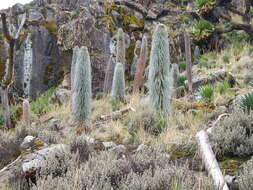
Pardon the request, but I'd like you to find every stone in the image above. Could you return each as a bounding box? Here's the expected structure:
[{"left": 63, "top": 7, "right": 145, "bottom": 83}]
[
  {"left": 20, "top": 136, "right": 48, "bottom": 152},
  {"left": 11, "top": 3, "right": 25, "bottom": 16},
  {"left": 111, "top": 145, "right": 127, "bottom": 153},
  {"left": 102, "top": 141, "right": 116, "bottom": 149},
  {"left": 28, "top": 8, "right": 44, "bottom": 22}
]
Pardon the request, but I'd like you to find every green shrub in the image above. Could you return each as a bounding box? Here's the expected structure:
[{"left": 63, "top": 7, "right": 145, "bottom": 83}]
[
  {"left": 191, "top": 20, "right": 214, "bottom": 41},
  {"left": 198, "top": 85, "right": 214, "bottom": 102},
  {"left": 195, "top": 0, "right": 215, "bottom": 10},
  {"left": 216, "top": 79, "right": 230, "bottom": 94},
  {"left": 239, "top": 93, "right": 253, "bottom": 113},
  {"left": 222, "top": 55, "right": 230, "bottom": 64},
  {"left": 148, "top": 24, "right": 173, "bottom": 115},
  {"left": 178, "top": 61, "right": 187, "bottom": 72},
  {"left": 175, "top": 75, "right": 187, "bottom": 87},
  {"left": 249, "top": 47, "right": 253, "bottom": 55},
  {"left": 210, "top": 111, "right": 253, "bottom": 159},
  {"left": 31, "top": 87, "right": 56, "bottom": 115}
]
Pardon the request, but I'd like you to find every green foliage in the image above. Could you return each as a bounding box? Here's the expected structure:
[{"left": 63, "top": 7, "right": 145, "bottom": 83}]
[
  {"left": 239, "top": 93, "right": 253, "bottom": 113},
  {"left": 198, "top": 85, "right": 214, "bottom": 102},
  {"left": 216, "top": 79, "right": 230, "bottom": 94},
  {"left": 31, "top": 88, "right": 56, "bottom": 115},
  {"left": 190, "top": 20, "right": 214, "bottom": 41},
  {"left": 198, "top": 56, "right": 209, "bottom": 68},
  {"left": 222, "top": 55, "right": 230, "bottom": 64},
  {"left": 178, "top": 61, "right": 187, "bottom": 72},
  {"left": 72, "top": 47, "right": 92, "bottom": 123},
  {"left": 210, "top": 111, "right": 253, "bottom": 159},
  {"left": 148, "top": 24, "right": 173, "bottom": 115},
  {"left": 195, "top": 0, "right": 215, "bottom": 10},
  {"left": 249, "top": 47, "right": 253, "bottom": 55},
  {"left": 111, "top": 63, "right": 125, "bottom": 101},
  {"left": 175, "top": 75, "right": 187, "bottom": 87}
]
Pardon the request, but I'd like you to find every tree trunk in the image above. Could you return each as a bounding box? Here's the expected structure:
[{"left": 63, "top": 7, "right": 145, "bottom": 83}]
[
  {"left": 0, "top": 87, "right": 12, "bottom": 129},
  {"left": 196, "top": 130, "right": 229, "bottom": 190},
  {"left": 184, "top": 30, "right": 193, "bottom": 94}
]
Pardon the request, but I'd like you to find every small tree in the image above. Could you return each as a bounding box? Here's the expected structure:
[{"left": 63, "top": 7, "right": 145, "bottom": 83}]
[
  {"left": 71, "top": 46, "right": 79, "bottom": 91},
  {"left": 148, "top": 24, "right": 173, "bottom": 115},
  {"left": 133, "top": 35, "right": 148, "bottom": 93},
  {"left": 103, "top": 55, "right": 116, "bottom": 93},
  {"left": 111, "top": 62, "right": 125, "bottom": 101},
  {"left": 72, "top": 46, "right": 92, "bottom": 124},
  {"left": 116, "top": 28, "right": 125, "bottom": 65}
]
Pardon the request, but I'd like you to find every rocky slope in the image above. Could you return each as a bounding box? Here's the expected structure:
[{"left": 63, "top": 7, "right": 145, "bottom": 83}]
[{"left": 0, "top": 0, "right": 191, "bottom": 100}]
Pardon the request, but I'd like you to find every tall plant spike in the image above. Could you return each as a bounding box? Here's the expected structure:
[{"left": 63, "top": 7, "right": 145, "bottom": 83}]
[
  {"left": 72, "top": 46, "right": 92, "bottom": 124},
  {"left": 148, "top": 24, "right": 173, "bottom": 115},
  {"left": 22, "top": 99, "right": 30, "bottom": 125},
  {"left": 103, "top": 55, "right": 116, "bottom": 93},
  {"left": 111, "top": 62, "right": 125, "bottom": 101},
  {"left": 116, "top": 28, "right": 126, "bottom": 65},
  {"left": 133, "top": 35, "right": 148, "bottom": 93},
  {"left": 71, "top": 46, "right": 79, "bottom": 91}
]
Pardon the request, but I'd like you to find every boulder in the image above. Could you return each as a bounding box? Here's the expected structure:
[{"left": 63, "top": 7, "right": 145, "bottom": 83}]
[{"left": 185, "top": 70, "right": 236, "bottom": 92}]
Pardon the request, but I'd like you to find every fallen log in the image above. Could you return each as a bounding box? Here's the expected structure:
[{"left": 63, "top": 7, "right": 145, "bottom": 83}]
[
  {"left": 196, "top": 130, "right": 229, "bottom": 190},
  {"left": 99, "top": 106, "right": 136, "bottom": 121}
]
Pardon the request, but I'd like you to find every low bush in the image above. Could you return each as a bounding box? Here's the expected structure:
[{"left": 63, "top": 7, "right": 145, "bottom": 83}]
[
  {"left": 198, "top": 85, "right": 214, "bottom": 102},
  {"left": 238, "top": 157, "right": 253, "bottom": 190},
  {"left": 29, "top": 148, "right": 215, "bottom": 190},
  {"left": 239, "top": 93, "right": 253, "bottom": 113},
  {"left": 127, "top": 107, "right": 167, "bottom": 136},
  {"left": 210, "top": 111, "right": 253, "bottom": 159}
]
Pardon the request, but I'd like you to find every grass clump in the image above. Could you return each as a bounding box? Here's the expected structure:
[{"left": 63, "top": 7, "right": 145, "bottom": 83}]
[
  {"left": 198, "top": 85, "right": 214, "bottom": 103},
  {"left": 175, "top": 75, "right": 187, "bottom": 87},
  {"left": 216, "top": 79, "right": 230, "bottom": 94},
  {"left": 239, "top": 93, "right": 253, "bottom": 113},
  {"left": 178, "top": 61, "right": 187, "bottom": 72},
  {"left": 31, "top": 87, "right": 56, "bottom": 115}
]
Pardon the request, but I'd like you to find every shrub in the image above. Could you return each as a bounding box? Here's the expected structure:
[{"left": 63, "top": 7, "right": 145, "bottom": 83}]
[
  {"left": 111, "top": 63, "right": 125, "bottom": 101},
  {"left": 175, "top": 75, "right": 187, "bottom": 87},
  {"left": 198, "top": 85, "right": 214, "bottom": 102},
  {"left": 198, "top": 56, "right": 209, "bottom": 68},
  {"left": 222, "top": 55, "right": 230, "bottom": 64},
  {"left": 195, "top": 0, "right": 215, "bottom": 10},
  {"left": 191, "top": 20, "right": 214, "bottom": 41},
  {"left": 238, "top": 157, "right": 253, "bottom": 190},
  {"left": 72, "top": 46, "right": 92, "bottom": 124},
  {"left": 210, "top": 111, "right": 253, "bottom": 159},
  {"left": 178, "top": 61, "right": 187, "bottom": 72},
  {"left": 244, "top": 73, "right": 253, "bottom": 85},
  {"left": 116, "top": 28, "right": 126, "bottom": 65},
  {"left": 216, "top": 79, "right": 230, "bottom": 94},
  {"left": 127, "top": 107, "right": 167, "bottom": 136},
  {"left": 239, "top": 93, "right": 253, "bottom": 113},
  {"left": 30, "top": 148, "right": 215, "bottom": 190},
  {"left": 148, "top": 24, "right": 173, "bottom": 115},
  {"left": 31, "top": 87, "right": 56, "bottom": 115}
]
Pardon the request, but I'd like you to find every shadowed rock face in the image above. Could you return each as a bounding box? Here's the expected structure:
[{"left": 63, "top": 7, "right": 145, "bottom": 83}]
[{"left": 2, "top": 0, "right": 191, "bottom": 100}]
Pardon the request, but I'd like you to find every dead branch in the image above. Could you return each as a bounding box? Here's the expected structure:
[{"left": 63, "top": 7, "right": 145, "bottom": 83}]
[
  {"left": 196, "top": 130, "right": 229, "bottom": 190},
  {"left": 99, "top": 106, "right": 136, "bottom": 121}
]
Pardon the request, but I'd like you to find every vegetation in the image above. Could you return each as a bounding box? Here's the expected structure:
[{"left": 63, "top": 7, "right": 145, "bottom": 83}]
[
  {"left": 148, "top": 24, "right": 173, "bottom": 115},
  {"left": 72, "top": 47, "right": 92, "bottom": 124},
  {"left": 111, "top": 63, "right": 125, "bottom": 101},
  {"left": 239, "top": 93, "right": 253, "bottom": 113},
  {"left": 198, "top": 85, "right": 214, "bottom": 102}
]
